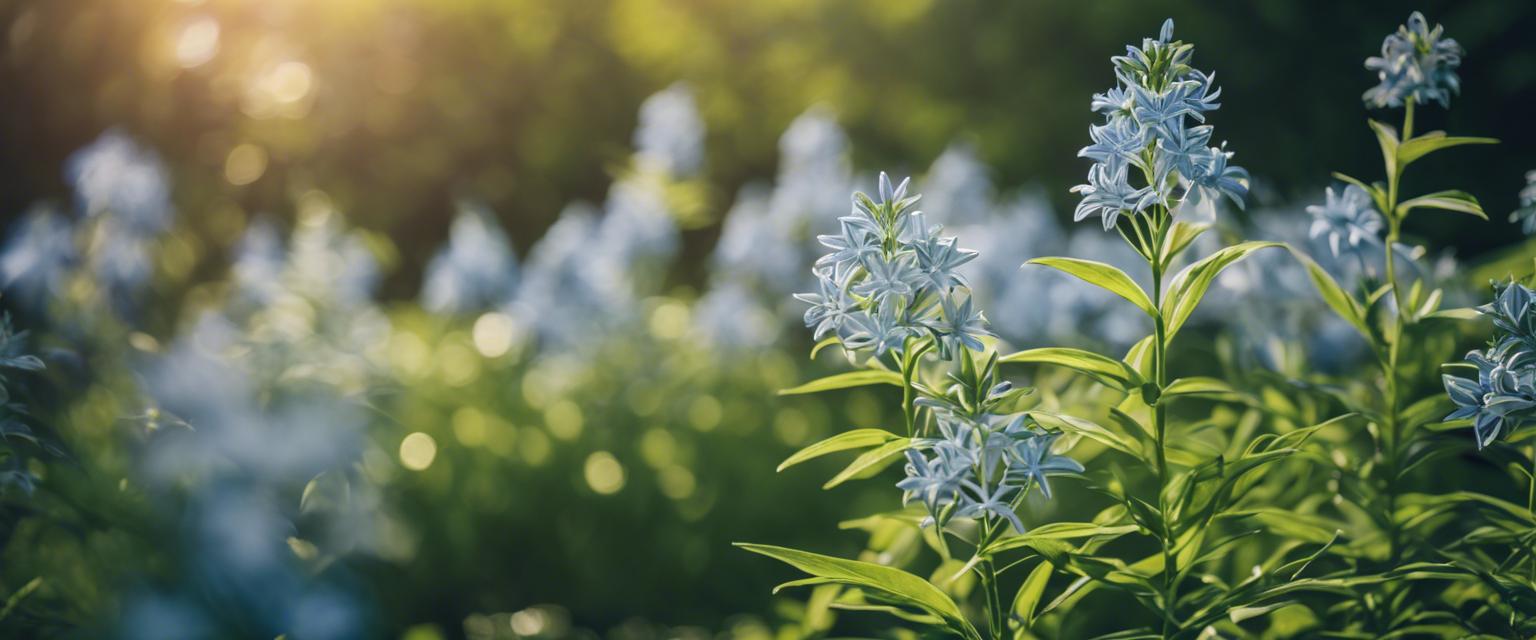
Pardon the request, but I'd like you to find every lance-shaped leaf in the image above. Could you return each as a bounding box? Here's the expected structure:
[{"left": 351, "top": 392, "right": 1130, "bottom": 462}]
[
  {"left": 1396, "top": 132, "right": 1497, "bottom": 167},
  {"left": 778, "top": 429, "right": 901, "bottom": 472},
  {"left": 1030, "top": 412, "right": 1145, "bottom": 462},
  {"left": 823, "top": 438, "right": 911, "bottom": 489},
  {"left": 1026, "top": 257, "right": 1156, "bottom": 317},
  {"left": 1161, "top": 377, "right": 1244, "bottom": 403},
  {"left": 1158, "top": 221, "right": 1211, "bottom": 268},
  {"left": 1286, "top": 246, "right": 1371, "bottom": 341},
  {"left": 1161, "top": 241, "right": 1282, "bottom": 339},
  {"left": 1396, "top": 190, "right": 1487, "bottom": 220},
  {"left": 1011, "top": 560, "right": 1056, "bottom": 630},
  {"left": 1368, "top": 119, "right": 1399, "bottom": 178},
  {"left": 1000, "top": 347, "right": 1144, "bottom": 391},
  {"left": 779, "top": 369, "right": 903, "bottom": 396},
  {"left": 734, "top": 543, "right": 982, "bottom": 640}
]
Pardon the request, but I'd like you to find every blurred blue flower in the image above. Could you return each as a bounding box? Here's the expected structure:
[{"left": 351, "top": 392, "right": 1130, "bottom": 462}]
[
  {"left": 1307, "top": 185, "right": 1383, "bottom": 259},
  {"left": 0, "top": 204, "right": 76, "bottom": 310},
  {"left": 1510, "top": 170, "right": 1536, "bottom": 235},
  {"left": 64, "top": 128, "right": 174, "bottom": 235},
  {"left": 420, "top": 201, "right": 518, "bottom": 315},
  {"left": 633, "top": 83, "right": 704, "bottom": 177},
  {"left": 1364, "top": 11, "right": 1463, "bottom": 109}
]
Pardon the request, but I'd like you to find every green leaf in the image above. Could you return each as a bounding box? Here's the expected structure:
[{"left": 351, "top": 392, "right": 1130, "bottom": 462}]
[
  {"left": 1331, "top": 172, "right": 1389, "bottom": 214},
  {"left": 1396, "top": 132, "right": 1497, "bottom": 167},
  {"left": 1000, "top": 347, "right": 1144, "bottom": 391},
  {"left": 1162, "top": 241, "right": 1282, "bottom": 339},
  {"left": 778, "top": 429, "right": 900, "bottom": 472},
  {"left": 1161, "top": 377, "right": 1241, "bottom": 402},
  {"left": 824, "top": 438, "right": 911, "bottom": 489},
  {"left": 986, "top": 522, "right": 1142, "bottom": 555},
  {"left": 779, "top": 369, "right": 903, "bottom": 396},
  {"left": 1030, "top": 412, "right": 1144, "bottom": 461},
  {"left": 1424, "top": 307, "right": 1480, "bottom": 322},
  {"left": 809, "top": 336, "right": 841, "bottom": 359},
  {"left": 1368, "top": 119, "right": 1399, "bottom": 177},
  {"left": 1229, "top": 601, "right": 1298, "bottom": 624},
  {"left": 735, "top": 543, "right": 982, "bottom": 640},
  {"left": 1286, "top": 246, "right": 1371, "bottom": 340},
  {"left": 1011, "top": 561, "right": 1054, "bottom": 630},
  {"left": 1158, "top": 221, "right": 1211, "bottom": 267},
  {"left": 1396, "top": 190, "right": 1487, "bottom": 220},
  {"left": 1027, "top": 257, "right": 1156, "bottom": 317}
]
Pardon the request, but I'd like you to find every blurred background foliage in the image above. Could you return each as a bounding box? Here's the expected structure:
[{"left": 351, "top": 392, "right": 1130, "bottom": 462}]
[
  {"left": 3, "top": 0, "right": 1535, "bottom": 290},
  {"left": 0, "top": 1, "right": 1535, "bottom": 639}
]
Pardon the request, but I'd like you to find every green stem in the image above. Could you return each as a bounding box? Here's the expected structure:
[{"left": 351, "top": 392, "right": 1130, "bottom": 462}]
[
  {"left": 1148, "top": 212, "right": 1177, "bottom": 637},
  {"left": 1528, "top": 442, "right": 1535, "bottom": 583},
  {"left": 977, "top": 517, "right": 1007, "bottom": 640},
  {"left": 899, "top": 339, "right": 919, "bottom": 438},
  {"left": 1380, "top": 99, "right": 1413, "bottom": 566}
]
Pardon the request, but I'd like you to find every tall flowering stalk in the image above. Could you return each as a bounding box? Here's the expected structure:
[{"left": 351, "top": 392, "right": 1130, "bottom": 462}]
[
  {"left": 739, "top": 174, "right": 1094, "bottom": 640},
  {"left": 1285, "top": 10, "right": 1530, "bottom": 634},
  {"left": 1020, "top": 19, "right": 1293, "bottom": 635},
  {"left": 1294, "top": 9, "right": 1495, "bottom": 566}
]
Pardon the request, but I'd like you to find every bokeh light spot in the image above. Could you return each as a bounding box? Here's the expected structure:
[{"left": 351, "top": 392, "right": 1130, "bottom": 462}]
[
  {"left": 658, "top": 465, "right": 696, "bottom": 500},
  {"left": 399, "top": 432, "right": 437, "bottom": 471},
  {"left": 451, "top": 407, "right": 486, "bottom": 447},
  {"left": 175, "top": 16, "right": 219, "bottom": 68},
  {"left": 224, "top": 144, "right": 267, "bottom": 186},
  {"left": 544, "top": 400, "right": 583, "bottom": 440},
  {"left": 584, "top": 451, "right": 625, "bottom": 495},
  {"left": 688, "top": 395, "right": 722, "bottom": 432},
  {"left": 471, "top": 312, "right": 516, "bottom": 358}
]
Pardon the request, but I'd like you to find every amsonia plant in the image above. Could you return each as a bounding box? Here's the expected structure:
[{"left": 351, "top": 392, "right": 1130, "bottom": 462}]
[
  {"left": 737, "top": 172, "right": 1105, "bottom": 640},
  {"left": 1281, "top": 10, "right": 1536, "bottom": 636}
]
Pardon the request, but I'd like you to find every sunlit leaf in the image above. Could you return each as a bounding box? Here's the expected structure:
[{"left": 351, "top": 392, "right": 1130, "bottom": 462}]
[
  {"left": 734, "top": 543, "right": 981, "bottom": 640},
  {"left": 778, "top": 428, "right": 900, "bottom": 472},
  {"left": 779, "top": 369, "right": 903, "bottom": 396},
  {"left": 1027, "top": 257, "right": 1156, "bottom": 318},
  {"left": 1162, "top": 241, "right": 1282, "bottom": 339},
  {"left": 824, "top": 438, "right": 911, "bottom": 489},
  {"left": 1396, "top": 190, "right": 1487, "bottom": 220},
  {"left": 1396, "top": 132, "right": 1497, "bottom": 167},
  {"left": 1001, "top": 347, "right": 1144, "bottom": 391},
  {"left": 1286, "top": 246, "right": 1371, "bottom": 340}
]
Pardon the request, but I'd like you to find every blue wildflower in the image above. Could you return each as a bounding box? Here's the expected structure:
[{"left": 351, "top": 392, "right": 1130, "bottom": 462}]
[
  {"left": 1072, "top": 164, "right": 1158, "bottom": 230},
  {"left": 1075, "top": 19, "right": 1247, "bottom": 230},
  {"left": 1509, "top": 170, "right": 1536, "bottom": 235},
  {"left": 1364, "top": 11, "right": 1463, "bottom": 109},
  {"left": 1307, "top": 185, "right": 1383, "bottom": 258}
]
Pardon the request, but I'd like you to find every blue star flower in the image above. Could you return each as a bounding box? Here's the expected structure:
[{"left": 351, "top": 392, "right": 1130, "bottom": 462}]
[
  {"left": 1072, "top": 164, "right": 1158, "bottom": 230},
  {"left": 1363, "top": 11, "right": 1463, "bottom": 109},
  {"left": 1307, "top": 185, "right": 1383, "bottom": 258}
]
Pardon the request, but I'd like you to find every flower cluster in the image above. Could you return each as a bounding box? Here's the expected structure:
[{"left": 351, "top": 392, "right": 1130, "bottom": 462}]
[
  {"left": 1307, "top": 184, "right": 1383, "bottom": 259},
  {"left": 1073, "top": 19, "right": 1248, "bottom": 230},
  {"left": 1363, "top": 11, "right": 1463, "bottom": 109},
  {"left": 0, "top": 130, "right": 175, "bottom": 317},
  {"left": 420, "top": 201, "right": 518, "bottom": 315},
  {"left": 509, "top": 84, "right": 700, "bottom": 350},
  {"left": 796, "top": 173, "right": 990, "bottom": 360},
  {"left": 1510, "top": 170, "right": 1536, "bottom": 236},
  {"left": 1444, "top": 281, "right": 1536, "bottom": 448},
  {"left": 901, "top": 385, "right": 1082, "bottom": 532}
]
